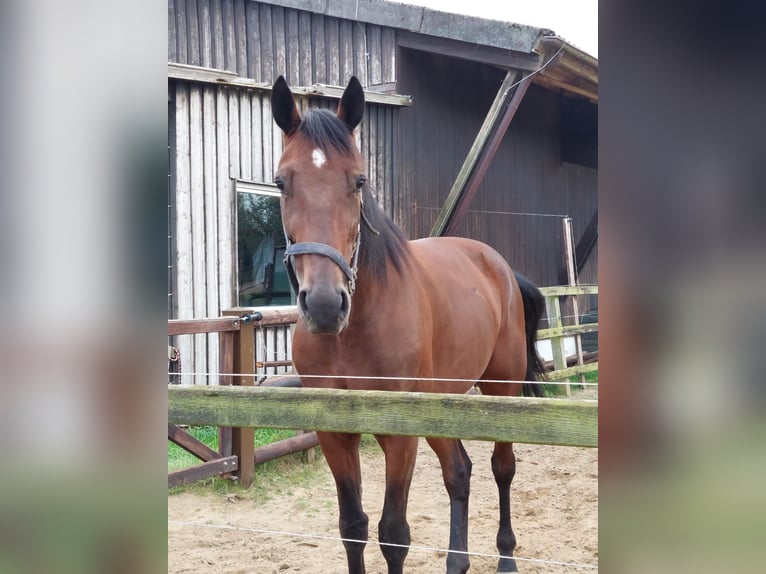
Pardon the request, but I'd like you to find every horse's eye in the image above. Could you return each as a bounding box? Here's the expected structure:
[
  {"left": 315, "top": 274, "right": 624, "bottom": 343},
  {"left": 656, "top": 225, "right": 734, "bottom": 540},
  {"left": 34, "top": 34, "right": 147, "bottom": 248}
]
[
  {"left": 274, "top": 176, "right": 285, "bottom": 191},
  {"left": 355, "top": 175, "right": 367, "bottom": 190}
]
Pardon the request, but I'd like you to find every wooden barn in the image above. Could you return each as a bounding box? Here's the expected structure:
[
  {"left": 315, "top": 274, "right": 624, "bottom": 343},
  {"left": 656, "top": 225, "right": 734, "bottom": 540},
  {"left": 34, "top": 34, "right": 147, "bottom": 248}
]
[{"left": 168, "top": 0, "right": 598, "bottom": 383}]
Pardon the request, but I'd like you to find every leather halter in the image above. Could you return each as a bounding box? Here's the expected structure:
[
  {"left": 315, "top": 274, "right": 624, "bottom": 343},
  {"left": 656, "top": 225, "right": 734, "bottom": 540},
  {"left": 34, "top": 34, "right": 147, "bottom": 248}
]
[{"left": 283, "top": 226, "right": 361, "bottom": 296}]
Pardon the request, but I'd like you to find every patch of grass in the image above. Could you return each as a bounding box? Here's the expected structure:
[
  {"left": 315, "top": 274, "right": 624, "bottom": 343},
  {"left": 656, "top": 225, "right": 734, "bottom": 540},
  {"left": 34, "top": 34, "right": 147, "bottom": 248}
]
[
  {"left": 359, "top": 433, "right": 379, "bottom": 450},
  {"left": 540, "top": 382, "right": 562, "bottom": 397},
  {"left": 168, "top": 426, "right": 219, "bottom": 472},
  {"left": 168, "top": 426, "right": 299, "bottom": 473},
  {"left": 255, "top": 427, "right": 297, "bottom": 445}
]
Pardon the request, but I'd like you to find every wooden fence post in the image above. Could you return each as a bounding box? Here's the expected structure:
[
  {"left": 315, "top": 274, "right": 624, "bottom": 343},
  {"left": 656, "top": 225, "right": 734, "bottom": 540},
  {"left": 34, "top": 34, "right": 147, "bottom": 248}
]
[
  {"left": 544, "top": 294, "right": 570, "bottom": 396},
  {"left": 218, "top": 331, "right": 235, "bottom": 458},
  {"left": 563, "top": 217, "right": 586, "bottom": 386},
  {"left": 225, "top": 310, "right": 256, "bottom": 487}
]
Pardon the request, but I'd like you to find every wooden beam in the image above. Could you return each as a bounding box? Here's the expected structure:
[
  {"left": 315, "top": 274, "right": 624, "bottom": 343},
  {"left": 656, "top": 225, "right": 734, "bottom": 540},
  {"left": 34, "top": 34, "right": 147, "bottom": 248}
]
[
  {"left": 218, "top": 330, "right": 235, "bottom": 457},
  {"left": 535, "top": 37, "right": 599, "bottom": 102},
  {"left": 543, "top": 351, "right": 598, "bottom": 372},
  {"left": 168, "top": 386, "right": 598, "bottom": 448},
  {"left": 575, "top": 209, "right": 598, "bottom": 277},
  {"left": 168, "top": 456, "right": 238, "bottom": 488},
  {"left": 547, "top": 362, "right": 599, "bottom": 382},
  {"left": 224, "top": 306, "right": 300, "bottom": 327},
  {"left": 538, "top": 285, "right": 598, "bottom": 297},
  {"left": 168, "top": 63, "right": 412, "bottom": 107},
  {"left": 533, "top": 74, "right": 598, "bottom": 103},
  {"left": 260, "top": 374, "right": 302, "bottom": 387},
  {"left": 224, "top": 311, "right": 256, "bottom": 487},
  {"left": 537, "top": 323, "right": 598, "bottom": 340},
  {"left": 556, "top": 54, "right": 599, "bottom": 86},
  {"left": 257, "top": 360, "right": 293, "bottom": 369},
  {"left": 430, "top": 70, "right": 531, "bottom": 236},
  {"left": 544, "top": 294, "right": 569, "bottom": 395},
  {"left": 168, "top": 317, "right": 241, "bottom": 336},
  {"left": 397, "top": 30, "right": 541, "bottom": 72},
  {"left": 167, "top": 423, "right": 221, "bottom": 462},
  {"left": 558, "top": 211, "right": 598, "bottom": 285},
  {"left": 254, "top": 431, "right": 319, "bottom": 464}
]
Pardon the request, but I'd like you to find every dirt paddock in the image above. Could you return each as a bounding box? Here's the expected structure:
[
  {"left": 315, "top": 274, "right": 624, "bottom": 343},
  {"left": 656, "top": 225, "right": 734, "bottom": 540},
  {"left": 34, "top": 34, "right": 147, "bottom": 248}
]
[{"left": 169, "top": 437, "right": 597, "bottom": 573}]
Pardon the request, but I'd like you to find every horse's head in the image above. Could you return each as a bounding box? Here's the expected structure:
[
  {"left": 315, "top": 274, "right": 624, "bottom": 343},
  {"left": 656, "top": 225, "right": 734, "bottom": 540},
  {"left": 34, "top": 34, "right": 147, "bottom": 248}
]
[{"left": 271, "top": 75, "right": 366, "bottom": 334}]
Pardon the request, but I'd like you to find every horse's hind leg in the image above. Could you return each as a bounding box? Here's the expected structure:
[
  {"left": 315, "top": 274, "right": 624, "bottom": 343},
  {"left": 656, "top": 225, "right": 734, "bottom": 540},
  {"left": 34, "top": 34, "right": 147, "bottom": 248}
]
[
  {"left": 426, "top": 437, "right": 472, "bottom": 574},
  {"left": 478, "top": 378, "right": 524, "bottom": 572},
  {"left": 316, "top": 431, "right": 369, "bottom": 574},
  {"left": 375, "top": 435, "right": 419, "bottom": 574},
  {"left": 475, "top": 381, "right": 522, "bottom": 572},
  {"left": 491, "top": 441, "right": 519, "bottom": 573}
]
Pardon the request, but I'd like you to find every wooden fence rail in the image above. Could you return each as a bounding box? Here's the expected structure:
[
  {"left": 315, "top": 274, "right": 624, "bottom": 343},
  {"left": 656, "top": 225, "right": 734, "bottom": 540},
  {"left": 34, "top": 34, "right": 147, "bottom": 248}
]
[
  {"left": 538, "top": 285, "right": 599, "bottom": 297},
  {"left": 168, "top": 386, "right": 598, "bottom": 448}
]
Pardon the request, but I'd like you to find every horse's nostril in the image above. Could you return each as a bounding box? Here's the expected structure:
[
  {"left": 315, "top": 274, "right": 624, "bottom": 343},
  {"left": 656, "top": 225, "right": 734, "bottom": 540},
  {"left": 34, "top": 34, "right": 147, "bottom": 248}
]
[{"left": 298, "top": 290, "right": 308, "bottom": 313}]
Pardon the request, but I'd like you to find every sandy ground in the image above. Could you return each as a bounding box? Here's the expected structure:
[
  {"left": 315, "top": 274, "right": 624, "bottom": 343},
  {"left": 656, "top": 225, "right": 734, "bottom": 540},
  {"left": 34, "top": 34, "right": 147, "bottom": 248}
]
[{"left": 169, "top": 432, "right": 597, "bottom": 573}]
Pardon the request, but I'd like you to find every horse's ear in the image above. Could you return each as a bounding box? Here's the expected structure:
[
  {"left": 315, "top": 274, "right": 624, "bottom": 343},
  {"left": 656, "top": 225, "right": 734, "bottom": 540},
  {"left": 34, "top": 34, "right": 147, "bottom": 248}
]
[
  {"left": 271, "top": 75, "right": 301, "bottom": 136},
  {"left": 337, "top": 76, "right": 365, "bottom": 131}
]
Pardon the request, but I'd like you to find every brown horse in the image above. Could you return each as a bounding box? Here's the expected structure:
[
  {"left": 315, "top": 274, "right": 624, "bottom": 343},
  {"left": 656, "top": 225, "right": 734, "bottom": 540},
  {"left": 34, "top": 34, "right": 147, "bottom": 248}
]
[{"left": 271, "top": 75, "right": 546, "bottom": 574}]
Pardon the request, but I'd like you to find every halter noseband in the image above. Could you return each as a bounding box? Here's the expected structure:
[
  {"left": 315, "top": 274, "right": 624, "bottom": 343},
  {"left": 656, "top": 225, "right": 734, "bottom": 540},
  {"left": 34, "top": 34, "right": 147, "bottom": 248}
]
[
  {"left": 282, "top": 191, "right": 381, "bottom": 298},
  {"left": 283, "top": 225, "right": 361, "bottom": 297}
]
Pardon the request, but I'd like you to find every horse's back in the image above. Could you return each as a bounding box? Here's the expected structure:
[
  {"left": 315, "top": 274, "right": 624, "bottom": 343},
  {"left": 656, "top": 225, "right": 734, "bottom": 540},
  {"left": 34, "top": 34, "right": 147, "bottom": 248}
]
[{"left": 409, "top": 237, "right": 516, "bottom": 296}]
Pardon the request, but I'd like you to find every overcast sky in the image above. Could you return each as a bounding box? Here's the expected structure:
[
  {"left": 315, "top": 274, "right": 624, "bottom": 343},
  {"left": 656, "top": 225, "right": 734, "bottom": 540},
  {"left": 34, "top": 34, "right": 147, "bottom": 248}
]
[{"left": 386, "top": 0, "right": 598, "bottom": 57}]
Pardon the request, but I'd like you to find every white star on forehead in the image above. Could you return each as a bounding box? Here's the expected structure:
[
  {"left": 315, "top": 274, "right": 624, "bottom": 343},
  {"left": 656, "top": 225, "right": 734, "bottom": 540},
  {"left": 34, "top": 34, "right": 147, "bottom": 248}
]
[{"left": 312, "top": 148, "right": 326, "bottom": 168}]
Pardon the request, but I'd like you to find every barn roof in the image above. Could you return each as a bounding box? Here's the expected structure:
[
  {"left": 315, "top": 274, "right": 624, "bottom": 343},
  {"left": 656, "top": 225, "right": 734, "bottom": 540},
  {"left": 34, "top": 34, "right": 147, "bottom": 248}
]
[{"left": 258, "top": 0, "right": 598, "bottom": 102}]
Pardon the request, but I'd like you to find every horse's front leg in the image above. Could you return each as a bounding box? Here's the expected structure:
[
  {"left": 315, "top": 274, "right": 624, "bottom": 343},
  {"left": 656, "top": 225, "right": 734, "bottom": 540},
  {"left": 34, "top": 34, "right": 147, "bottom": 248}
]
[
  {"left": 375, "top": 435, "right": 419, "bottom": 574},
  {"left": 317, "top": 431, "right": 369, "bottom": 574},
  {"left": 427, "top": 437, "right": 472, "bottom": 574}
]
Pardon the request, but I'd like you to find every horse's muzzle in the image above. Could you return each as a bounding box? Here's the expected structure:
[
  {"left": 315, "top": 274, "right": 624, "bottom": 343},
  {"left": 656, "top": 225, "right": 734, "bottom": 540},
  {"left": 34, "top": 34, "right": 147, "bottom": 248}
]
[{"left": 298, "top": 286, "right": 350, "bottom": 334}]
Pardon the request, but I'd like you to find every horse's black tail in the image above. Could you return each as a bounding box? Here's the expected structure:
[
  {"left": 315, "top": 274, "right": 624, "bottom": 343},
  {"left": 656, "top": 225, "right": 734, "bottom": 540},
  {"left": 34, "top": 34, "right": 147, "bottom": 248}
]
[{"left": 515, "top": 272, "right": 546, "bottom": 397}]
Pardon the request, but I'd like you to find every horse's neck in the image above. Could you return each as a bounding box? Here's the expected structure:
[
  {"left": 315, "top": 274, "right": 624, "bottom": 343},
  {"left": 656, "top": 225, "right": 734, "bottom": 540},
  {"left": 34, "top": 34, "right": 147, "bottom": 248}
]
[{"left": 346, "top": 261, "right": 409, "bottom": 331}]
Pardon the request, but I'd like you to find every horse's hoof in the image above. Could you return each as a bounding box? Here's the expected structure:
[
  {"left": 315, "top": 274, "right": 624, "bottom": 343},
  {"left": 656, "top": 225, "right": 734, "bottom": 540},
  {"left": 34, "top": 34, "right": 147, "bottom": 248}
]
[{"left": 497, "top": 556, "right": 519, "bottom": 572}]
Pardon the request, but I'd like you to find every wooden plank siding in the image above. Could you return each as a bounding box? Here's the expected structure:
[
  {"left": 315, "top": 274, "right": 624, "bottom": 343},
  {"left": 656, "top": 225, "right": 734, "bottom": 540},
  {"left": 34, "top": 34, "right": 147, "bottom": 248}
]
[
  {"left": 397, "top": 48, "right": 597, "bottom": 288},
  {"left": 169, "top": 0, "right": 395, "bottom": 88},
  {"left": 173, "top": 85, "right": 194, "bottom": 384},
  {"left": 216, "top": 87, "right": 235, "bottom": 316}
]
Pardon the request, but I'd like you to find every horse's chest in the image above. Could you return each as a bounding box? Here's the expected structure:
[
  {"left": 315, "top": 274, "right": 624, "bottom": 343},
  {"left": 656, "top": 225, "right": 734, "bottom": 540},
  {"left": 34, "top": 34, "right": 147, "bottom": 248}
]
[{"left": 292, "top": 330, "right": 423, "bottom": 384}]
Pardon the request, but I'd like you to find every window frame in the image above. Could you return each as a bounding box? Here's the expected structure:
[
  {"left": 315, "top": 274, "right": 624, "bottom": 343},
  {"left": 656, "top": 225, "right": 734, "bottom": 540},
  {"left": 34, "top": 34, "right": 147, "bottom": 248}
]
[{"left": 234, "top": 180, "right": 294, "bottom": 307}]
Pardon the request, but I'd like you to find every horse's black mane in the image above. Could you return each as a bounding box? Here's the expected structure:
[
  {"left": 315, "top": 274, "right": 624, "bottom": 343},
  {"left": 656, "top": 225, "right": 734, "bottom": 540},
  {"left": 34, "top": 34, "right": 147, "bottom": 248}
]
[
  {"left": 299, "top": 108, "right": 410, "bottom": 282},
  {"left": 359, "top": 184, "right": 410, "bottom": 281},
  {"left": 298, "top": 109, "right": 354, "bottom": 155}
]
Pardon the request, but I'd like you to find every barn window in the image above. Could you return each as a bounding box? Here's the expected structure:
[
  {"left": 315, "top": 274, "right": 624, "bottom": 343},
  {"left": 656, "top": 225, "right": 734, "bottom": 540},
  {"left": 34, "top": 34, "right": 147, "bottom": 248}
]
[
  {"left": 236, "top": 182, "right": 294, "bottom": 307},
  {"left": 559, "top": 96, "right": 598, "bottom": 169}
]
